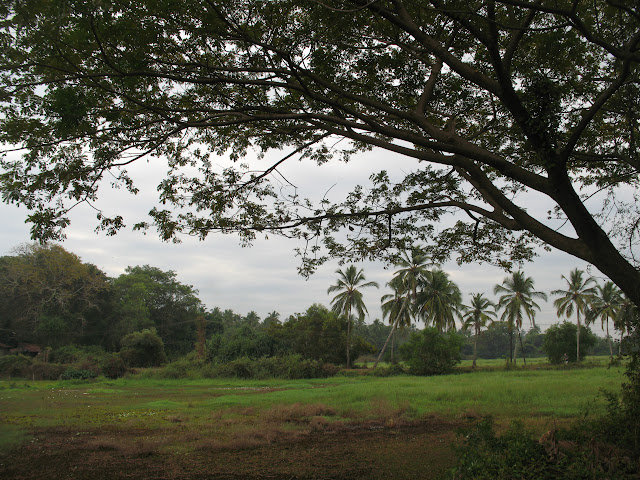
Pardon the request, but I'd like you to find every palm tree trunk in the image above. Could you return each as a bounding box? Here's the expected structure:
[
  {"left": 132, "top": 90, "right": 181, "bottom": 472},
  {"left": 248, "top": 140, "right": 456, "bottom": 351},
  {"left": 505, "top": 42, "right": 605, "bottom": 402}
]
[
  {"left": 606, "top": 320, "right": 613, "bottom": 361},
  {"left": 473, "top": 328, "right": 478, "bottom": 368},
  {"left": 374, "top": 316, "right": 400, "bottom": 368},
  {"left": 346, "top": 306, "right": 352, "bottom": 369},
  {"left": 509, "top": 330, "right": 514, "bottom": 364},
  {"left": 518, "top": 329, "right": 527, "bottom": 366},
  {"left": 619, "top": 331, "right": 623, "bottom": 356},
  {"left": 576, "top": 311, "right": 581, "bottom": 362},
  {"left": 513, "top": 333, "right": 518, "bottom": 365},
  {"left": 374, "top": 300, "right": 407, "bottom": 368},
  {"left": 391, "top": 330, "right": 396, "bottom": 364}
]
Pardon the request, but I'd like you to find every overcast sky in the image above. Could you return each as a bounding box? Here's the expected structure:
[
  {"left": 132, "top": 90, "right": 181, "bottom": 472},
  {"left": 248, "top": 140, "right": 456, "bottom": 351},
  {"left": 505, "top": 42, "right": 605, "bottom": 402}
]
[{"left": 0, "top": 146, "right": 606, "bottom": 332}]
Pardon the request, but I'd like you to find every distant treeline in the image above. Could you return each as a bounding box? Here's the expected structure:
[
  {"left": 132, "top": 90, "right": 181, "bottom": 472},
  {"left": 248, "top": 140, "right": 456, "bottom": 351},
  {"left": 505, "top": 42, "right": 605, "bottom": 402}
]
[{"left": 0, "top": 244, "right": 610, "bottom": 372}]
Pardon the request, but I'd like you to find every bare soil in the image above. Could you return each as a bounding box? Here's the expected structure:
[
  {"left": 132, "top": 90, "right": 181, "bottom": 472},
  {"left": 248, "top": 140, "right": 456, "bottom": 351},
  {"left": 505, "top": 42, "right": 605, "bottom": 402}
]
[{"left": 0, "top": 419, "right": 461, "bottom": 480}]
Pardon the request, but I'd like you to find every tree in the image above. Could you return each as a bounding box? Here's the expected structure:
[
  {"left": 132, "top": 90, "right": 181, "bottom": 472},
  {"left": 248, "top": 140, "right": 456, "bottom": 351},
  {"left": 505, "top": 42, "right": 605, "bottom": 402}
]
[
  {"left": 543, "top": 321, "right": 597, "bottom": 364},
  {"left": 588, "top": 281, "right": 622, "bottom": 361},
  {"left": 328, "top": 265, "right": 378, "bottom": 368},
  {"left": 392, "top": 246, "right": 433, "bottom": 317},
  {"left": 377, "top": 274, "right": 413, "bottom": 366},
  {"left": 120, "top": 328, "right": 168, "bottom": 368},
  {"left": 416, "top": 269, "right": 463, "bottom": 333},
  {"left": 551, "top": 268, "right": 597, "bottom": 363},
  {"left": 494, "top": 271, "right": 547, "bottom": 365},
  {"left": 615, "top": 296, "right": 639, "bottom": 356},
  {"left": 399, "top": 327, "right": 463, "bottom": 376},
  {"left": 110, "top": 265, "right": 204, "bottom": 355},
  {"left": 461, "top": 293, "right": 497, "bottom": 367},
  {"left": 0, "top": 244, "right": 109, "bottom": 347},
  {"left": 2, "top": 1, "right": 640, "bottom": 314}
]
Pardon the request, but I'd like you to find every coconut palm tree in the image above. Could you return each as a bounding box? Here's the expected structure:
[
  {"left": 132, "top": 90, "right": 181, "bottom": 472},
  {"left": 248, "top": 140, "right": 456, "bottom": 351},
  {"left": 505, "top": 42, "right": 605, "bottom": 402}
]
[
  {"left": 327, "top": 265, "right": 379, "bottom": 368},
  {"left": 552, "top": 268, "right": 597, "bottom": 362},
  {"left": 461, "top": 293, "right": 497, "bottom": 368},
  {"left": 393, "top": 246, "right": 433, "bottom": 317},
  {"left": 416, "top": 269, "right": 463, "bottom": 333},
  {"left": 376, "top": 275, "right": 413, "bottom": 367},
  {"left": 494, "top": 271, "right": 547, "bottom": 365},
  {"left": 615, "top": 295, "right": 638, "bottom": 356},
  {"left": 588, "top": 281, "right": 622, "bottom": 361}
]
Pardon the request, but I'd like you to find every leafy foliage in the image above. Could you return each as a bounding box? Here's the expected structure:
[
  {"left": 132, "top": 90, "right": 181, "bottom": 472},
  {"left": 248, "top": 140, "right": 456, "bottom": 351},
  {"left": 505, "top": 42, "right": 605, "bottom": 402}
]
[
  {"left": 400, "top": 327, "right": 463, "bottom": 376},
  {"left": 450, "top": 417, "right": 638, "bottom": 480},
  {"left": 1, "top": 0, "right": 639, "bottom": 312},
  {"left": 120, "top": 328, "right": 168, "bottom": 368},
  {"left": 543, "top": 321, "right": 598, "bottom": 364}
]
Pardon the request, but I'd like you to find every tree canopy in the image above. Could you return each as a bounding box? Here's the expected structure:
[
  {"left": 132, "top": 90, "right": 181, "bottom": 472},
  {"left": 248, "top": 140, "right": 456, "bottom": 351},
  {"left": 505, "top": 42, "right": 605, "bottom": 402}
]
[{"left": 1, "top": 1, "right": 639, "bottom": 307}]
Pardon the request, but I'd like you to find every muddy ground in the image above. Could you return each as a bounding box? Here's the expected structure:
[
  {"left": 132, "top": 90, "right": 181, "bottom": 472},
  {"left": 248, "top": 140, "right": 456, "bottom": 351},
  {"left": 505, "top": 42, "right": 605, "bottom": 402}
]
[{"left": 0, "top": 419, "right": 461, "bottom": 480}]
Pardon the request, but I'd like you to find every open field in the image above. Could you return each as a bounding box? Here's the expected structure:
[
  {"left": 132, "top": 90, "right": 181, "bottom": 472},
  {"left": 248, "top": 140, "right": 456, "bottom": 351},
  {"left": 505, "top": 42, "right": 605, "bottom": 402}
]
[{"left": 0, "top": 362, "right": 626, "bottom": 479}]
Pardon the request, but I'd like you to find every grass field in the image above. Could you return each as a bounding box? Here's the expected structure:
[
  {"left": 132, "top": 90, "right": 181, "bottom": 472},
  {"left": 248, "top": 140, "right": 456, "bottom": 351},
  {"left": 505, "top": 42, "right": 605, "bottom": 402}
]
[{"left": 0, "top": 359, "right": 627, "bottom": 479}]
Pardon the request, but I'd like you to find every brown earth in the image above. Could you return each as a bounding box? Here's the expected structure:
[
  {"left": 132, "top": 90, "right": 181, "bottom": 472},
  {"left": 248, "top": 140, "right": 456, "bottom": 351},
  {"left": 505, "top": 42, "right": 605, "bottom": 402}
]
[{"left": 0, "top": 419, "right": 462, "bottom": 480}]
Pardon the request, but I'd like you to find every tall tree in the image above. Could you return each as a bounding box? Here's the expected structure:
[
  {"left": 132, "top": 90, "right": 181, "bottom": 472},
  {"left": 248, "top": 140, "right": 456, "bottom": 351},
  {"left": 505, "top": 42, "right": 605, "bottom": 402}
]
[
  {"left": 392, "top": 246, "right": 433, "bottom": 317},
  {"left": 461, "top": 293, "right": 497, "bottom": 368},
  {"left": 416, "top": 269, "right": 463, "bottom": 333},
  {"left": 615, "top": 296, "right": 639, "bottom": 356},
  {"left": 327, "top": 265, "right": 379, "bottom": 368},
  {"left": 588, "top": 281, "right": 622, "bottom": 361},
  {"left": 494, "top": 271, "right": 547, "bottom": 364},
  {"left": 0, "top": 243, "right": 109, "bottom": 347},
  {"left": 377, "top": 274, "right": 413, "bottom": 366},
  {"left": 1, "top": 1, "right": 640, "bottom": 314},
  {"left": 110, "top": 265, "right": 204, "bottom": 355},
  {"left": 552, "top": 268, "right": 597, "bottom": 363}
]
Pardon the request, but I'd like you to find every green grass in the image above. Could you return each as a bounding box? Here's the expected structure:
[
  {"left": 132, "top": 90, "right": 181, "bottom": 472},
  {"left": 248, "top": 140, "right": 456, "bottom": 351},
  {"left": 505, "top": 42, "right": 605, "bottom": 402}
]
[{"left": 0, "top": 362, "right": 626, "bottom": 454}]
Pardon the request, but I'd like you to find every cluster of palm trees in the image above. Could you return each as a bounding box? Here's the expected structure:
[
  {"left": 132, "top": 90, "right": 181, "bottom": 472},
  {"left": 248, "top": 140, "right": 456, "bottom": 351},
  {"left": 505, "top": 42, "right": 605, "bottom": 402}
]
[
  {"left": 553, "top": 268, "right": 636, "bottom": 362},
  {"left": 328, "top": 250, "right": 636, "bottom": 369}
]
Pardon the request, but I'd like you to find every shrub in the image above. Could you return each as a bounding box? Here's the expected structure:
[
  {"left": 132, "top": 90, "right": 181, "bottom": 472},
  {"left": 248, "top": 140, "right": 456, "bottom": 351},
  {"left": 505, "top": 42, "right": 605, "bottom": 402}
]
[
  {"left": 450, "top": 417, "right": 639, "bottom": 479},
  {"left": 0, "top": 355, "right": 33, "bottom": 378},
  {"left": 400, "top": 327, "right": 463, "bottom": 376},
  {"left": 543, "top": 321, "right": 597, "bottom": 364},
  {"left": 203, "top": 355, "right": 338, "bottom": 380},
  {"left": 29, "top": 362, "right": 67, "bottom": 380},
  {"left": 120, "top": 328, "right": 167, "bottom": 367},
  {"left": 101, "top": 353, "right": 128, "bottom": 379},
  {"left": 61, "top": 368, "right": 98, "bottom": 380}
]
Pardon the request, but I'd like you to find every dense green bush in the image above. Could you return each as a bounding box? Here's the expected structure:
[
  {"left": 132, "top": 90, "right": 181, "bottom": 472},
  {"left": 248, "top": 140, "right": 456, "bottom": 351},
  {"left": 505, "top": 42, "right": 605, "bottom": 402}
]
[
  {"left": 120, "top": 328, "right": 167, "bottom": 367},
  {"left": 0, "top": 354, "right": 33, "bottom": 378},
  {"left": 29, "top": 362, "right": 67, "bottom": 380},
  {"left": 543, "top": 321, "right": 597, "bottom": 364},
  {"left": 205, "top": 355, "right": 338, "bottom": 380},
  {"left": 60, "top": 368, "right": 98, "bottom": 380},
  {"left": 400, "top": 327, "right": 463, "bottom": 375},
  {"left": 100, "top": 352, "right": 128, "bottom": 379}
]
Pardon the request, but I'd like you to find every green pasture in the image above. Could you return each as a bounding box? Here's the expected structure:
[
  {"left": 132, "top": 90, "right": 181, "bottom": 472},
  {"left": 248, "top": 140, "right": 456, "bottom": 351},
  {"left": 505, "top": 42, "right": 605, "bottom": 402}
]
[{"left": 0, "top": 362, "right": 626, "bottom": 454}]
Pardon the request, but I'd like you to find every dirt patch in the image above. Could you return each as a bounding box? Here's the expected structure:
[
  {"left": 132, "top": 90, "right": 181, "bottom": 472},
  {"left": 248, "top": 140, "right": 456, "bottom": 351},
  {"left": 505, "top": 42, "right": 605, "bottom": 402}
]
[{"left": 0, "top": 418, "right": 462, "bottom": 479}]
